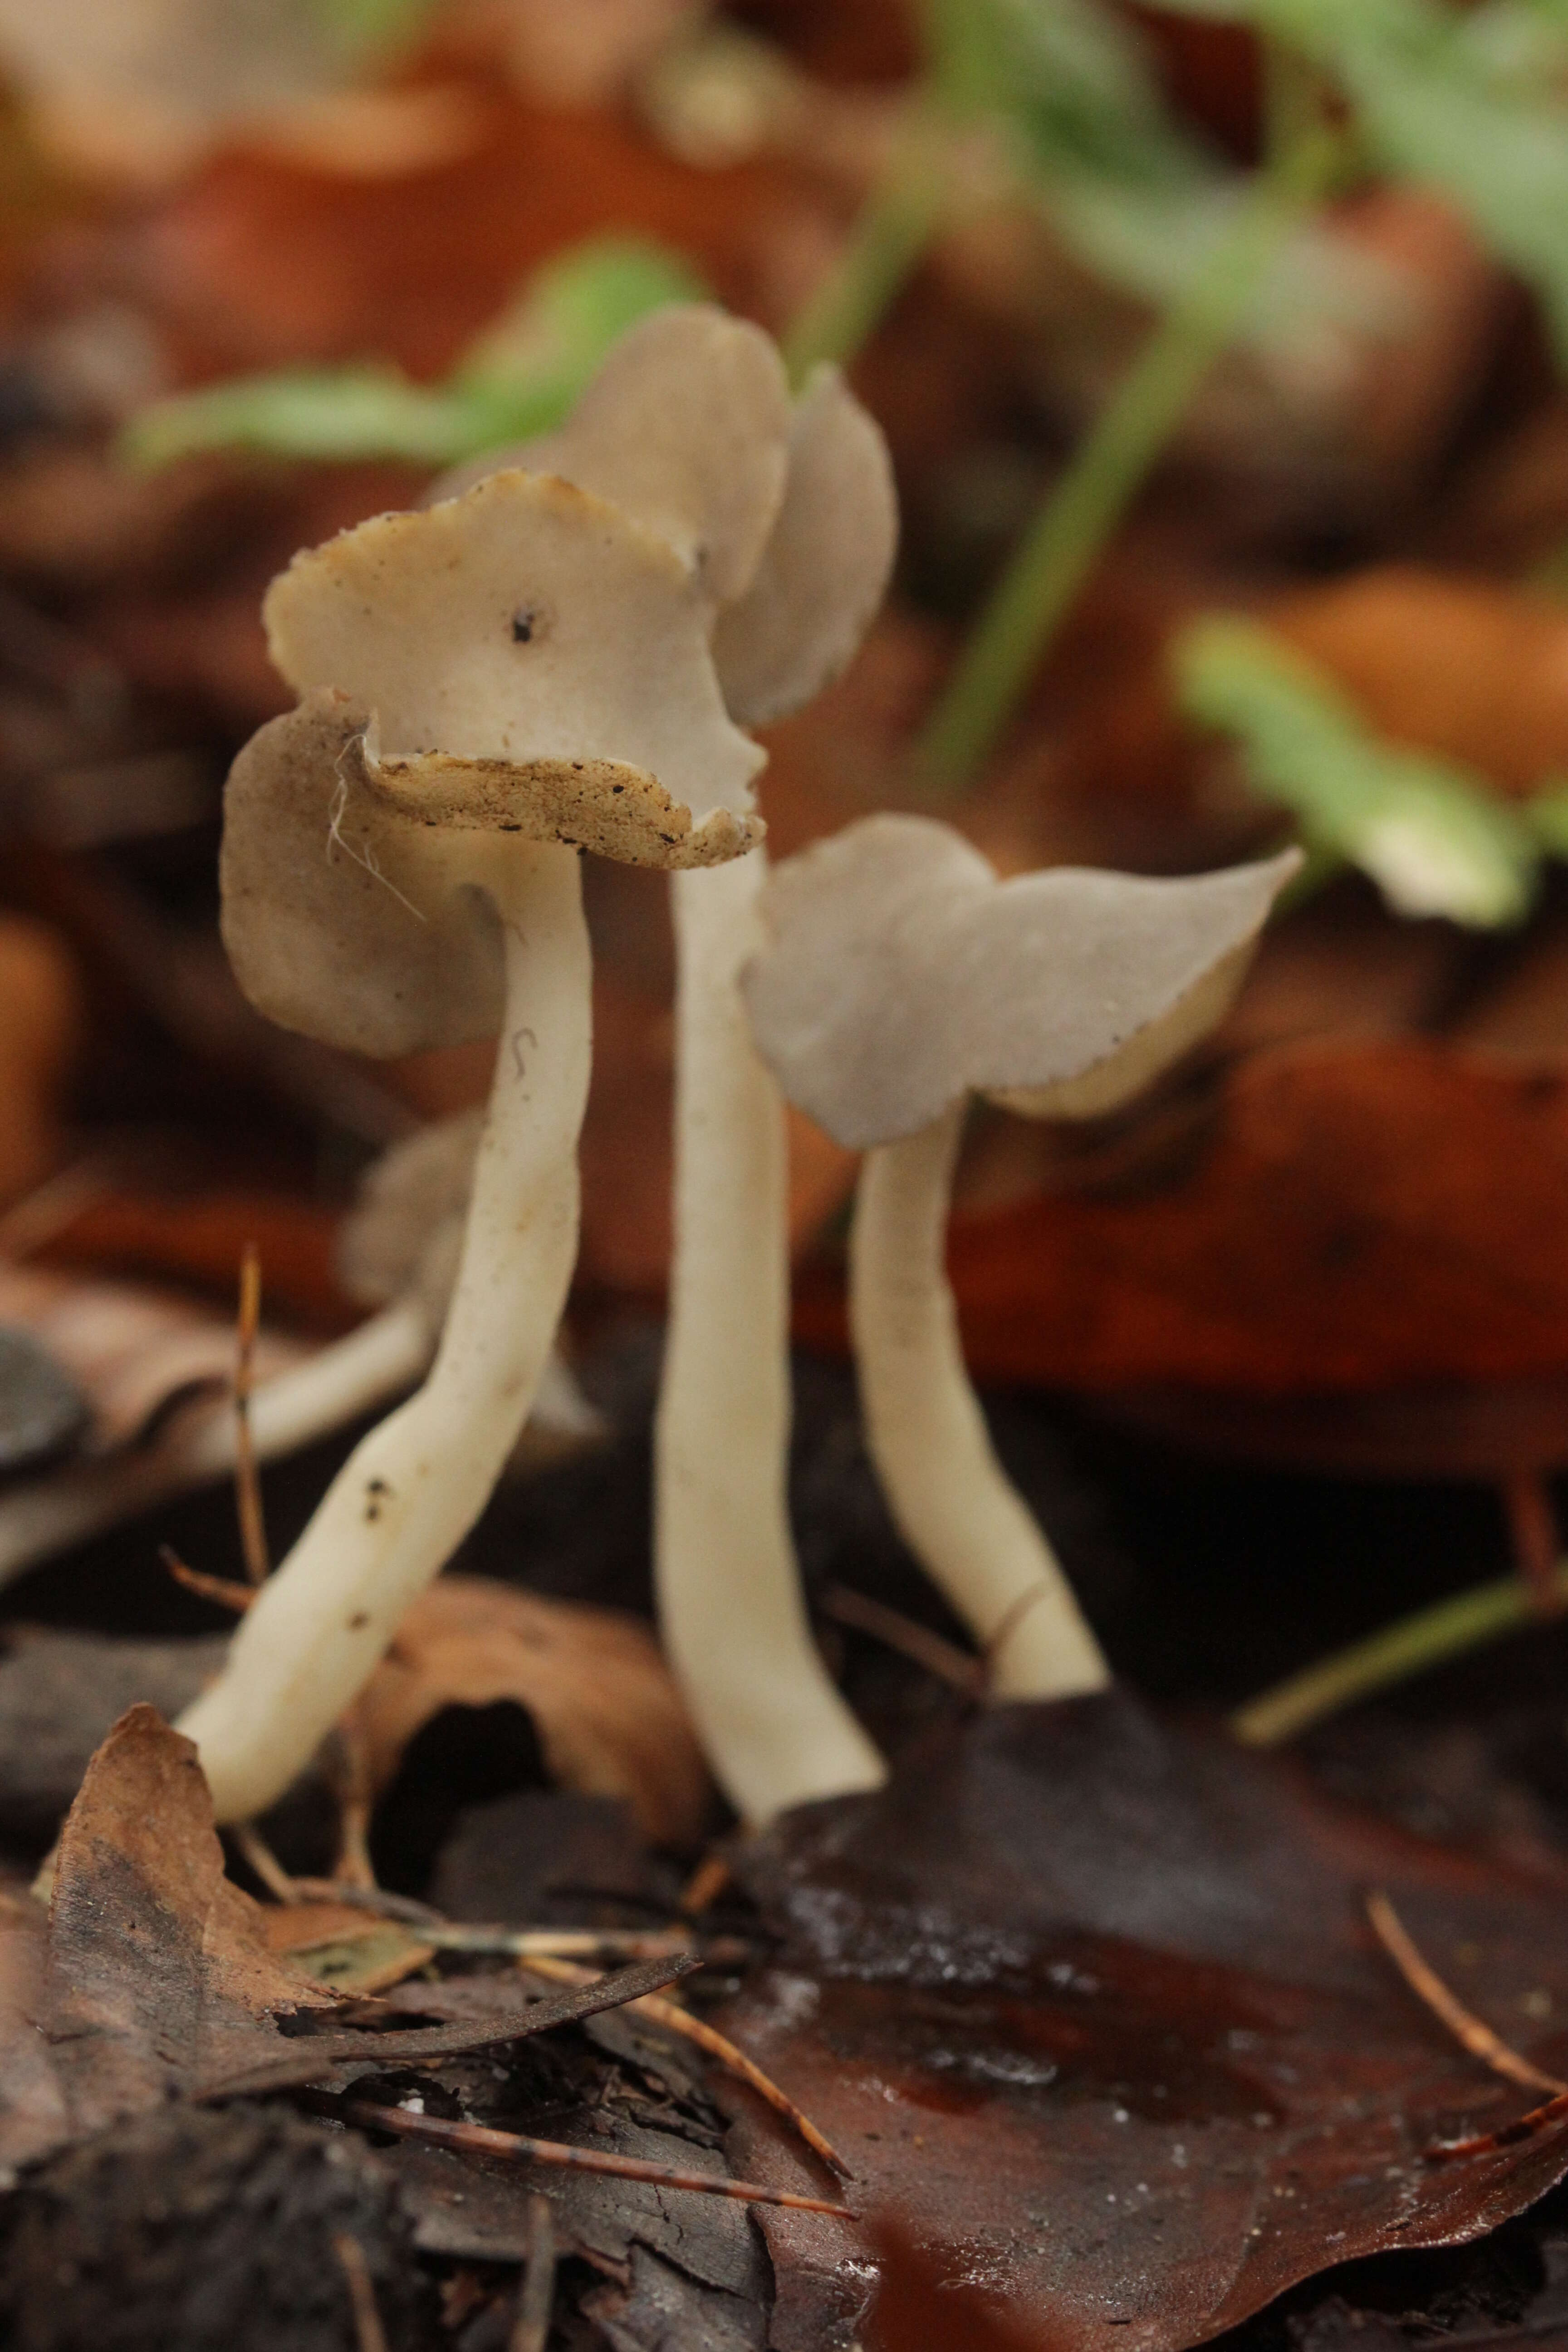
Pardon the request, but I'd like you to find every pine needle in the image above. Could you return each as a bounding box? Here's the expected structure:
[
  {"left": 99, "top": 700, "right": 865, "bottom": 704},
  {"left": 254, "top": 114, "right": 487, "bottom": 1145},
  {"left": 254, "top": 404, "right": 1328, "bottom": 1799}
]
[
  {"left": 161, "top": 1544, "right": 254, "bottom": 1614},
  {"left": 521, "top": 1953, "right": 853, "bottom": 2178},
  {"left": 308, "top": 2091, "right": 858, "bottom": 2218},
  {"left": 333, "top": 2234, "right": 390, "bottom": 2352},
  {"left": 1366, "top": 1890, "right": 1565, "bottom": 2096},
  {"left": 1365, "top": 1888, "right": 1568, "bottom": 2163}
]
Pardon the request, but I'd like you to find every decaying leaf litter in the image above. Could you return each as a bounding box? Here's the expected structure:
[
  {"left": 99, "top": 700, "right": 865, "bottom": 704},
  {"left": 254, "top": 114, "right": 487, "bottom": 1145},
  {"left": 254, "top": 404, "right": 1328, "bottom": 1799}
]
[{"left": 10, "top": 1, "right": 1568, "bottom": 2347}]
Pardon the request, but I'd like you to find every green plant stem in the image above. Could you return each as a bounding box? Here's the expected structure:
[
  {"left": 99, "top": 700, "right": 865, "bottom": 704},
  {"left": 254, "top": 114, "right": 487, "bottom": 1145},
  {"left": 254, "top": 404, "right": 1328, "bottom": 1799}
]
[
  {"left": 1530, "top": 538, "right": 1568, "bottom": 598},
  {"left": 1230, "top": 1560, "right": 1568, "bottom": 1748},
  {"left": 1262, "top": 37, "right": 1324, "bottom": 172},
  {"left": 781, "top": 120, "right": 951, "bottom": 388},
  {"left": 916, "top": 127, "right": 1345, "bottom": 789}
]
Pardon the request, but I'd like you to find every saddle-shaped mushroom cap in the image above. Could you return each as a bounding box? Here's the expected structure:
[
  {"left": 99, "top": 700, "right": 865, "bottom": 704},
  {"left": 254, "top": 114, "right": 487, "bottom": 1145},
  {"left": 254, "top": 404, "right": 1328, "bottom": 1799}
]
[
  {"left": 223, "top": 465, "right": 767, "bottom": 1059},
  {"left": 223, "top": 687, "right": 758, "bottom": 1060},
  {"left": 711, "top": 363, "right": 899, "bottom": 728},
  {"left": 221, "top": 690, "right": 502, "bottom": 1060},
  {"left": 431, "top": 310, "right": 898, "bottom": 732},
  {"left": 265, "top": 466, "right": 763, "bottom": 816},
  {"left": 496, "top": 304, "right": 793, "bottom": 605},
  {"left": 743, "top": 814, "right": 1301, "bottom": 1151}
]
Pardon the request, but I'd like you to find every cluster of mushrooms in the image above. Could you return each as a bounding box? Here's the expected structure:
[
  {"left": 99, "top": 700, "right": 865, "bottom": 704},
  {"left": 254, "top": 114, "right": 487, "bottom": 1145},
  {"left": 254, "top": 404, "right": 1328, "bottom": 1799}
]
[{"left": 176, "top": 306, "right": 1297, "bottom": 1834}]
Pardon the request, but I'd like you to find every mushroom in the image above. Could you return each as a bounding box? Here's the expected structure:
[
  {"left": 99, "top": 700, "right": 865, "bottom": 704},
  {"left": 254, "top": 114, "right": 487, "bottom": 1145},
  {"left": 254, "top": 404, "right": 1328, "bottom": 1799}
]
[
  {"left": 742, "top": 815, "right": 1299, "bottom": 1699},
  {"left": 0, "top": 1114, "right": 603, "bottom": 1593},
  {"left": 455, "top": 306, "right": 899, "bottom": 1824},
  {"left": 338, "top": 1108, "right": 605, "bottom": 1471},
  {"left": 176, "top": 462, "right": 761, "bottom": 1823}
]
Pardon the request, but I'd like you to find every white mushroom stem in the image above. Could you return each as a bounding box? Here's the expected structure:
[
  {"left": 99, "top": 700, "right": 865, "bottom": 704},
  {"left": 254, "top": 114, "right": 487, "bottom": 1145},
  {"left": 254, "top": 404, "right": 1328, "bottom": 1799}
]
[
  {"left": 0, "top": 1297, "right": 431, "bottom": 1592},
  {"left": 850, "top": 1101, "right": 1110, "bottom": 1701},
  {"left": 179, "top": 839, "right": 591, "bottom": 1823},
  {"left": 0, "top": 1313, "right": 600, "bottom": 1593},
  {"left": 656, "top": 850, "right": 887, "bottom": 1826}
]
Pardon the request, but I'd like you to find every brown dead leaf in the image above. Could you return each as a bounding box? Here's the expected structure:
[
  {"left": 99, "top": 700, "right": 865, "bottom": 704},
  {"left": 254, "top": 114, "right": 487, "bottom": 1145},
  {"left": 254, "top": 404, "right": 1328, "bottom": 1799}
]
[
  {"left": 0, "top": 915, "right": 81, "bottom": 1213},
  {"left": 799, "top": 1040, "right": 1568, "bottom": 1398},
  {"left": 720, "top": 1693, "right": 1568, "bottom": 2352},
  {"left": 358, "top": 1577, "right": 710, "bottom": 1847},
  {"left": 1427, "top": 397, "right": 1568, "bottom": 574},
  {"left": 30, "top": 1185, "right": 355, "bottom": 1331},
  {"left": 1269, "top": 567, "right": 1568, "bottom": 798},
  {"left": 259, "top": 1901, "right": 437, "bottom": 1996},
  {"left": 0, "top": 1886, "right": 67, "bottom": 2179},
  {"left": 5, "top": 1705, "right": 332, "bottom": 2168},
  {"left": 1313, "top": 192, "right": 1505, "bottom": 494}
]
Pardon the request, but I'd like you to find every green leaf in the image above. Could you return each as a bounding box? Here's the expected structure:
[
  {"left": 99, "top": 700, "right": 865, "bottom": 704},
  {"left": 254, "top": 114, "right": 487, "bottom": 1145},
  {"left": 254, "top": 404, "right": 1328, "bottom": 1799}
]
[
  {"left": 303, "top": 0, "right": 441, "bottom": 62},
  {"left": 922, "top": 0, "right": 1211, "bottom": 192},
  {"left": 1155, "top": 0, "right": 1568, "bottom": 358},
  {"left": 1525, "top": 776, "right": 1568, "bottom": 857},
  {"left": 121, "top": 366, "right": 471, "bottom": 469},
  {"left": 120, "top": 233, "right": 709, "bottom": 472},
  {"left": 918, "top": 0, "right": 1379, "bottom": 338},
  {"left": 1175, "top": 613, "right": 1542, "bottom": 928}
]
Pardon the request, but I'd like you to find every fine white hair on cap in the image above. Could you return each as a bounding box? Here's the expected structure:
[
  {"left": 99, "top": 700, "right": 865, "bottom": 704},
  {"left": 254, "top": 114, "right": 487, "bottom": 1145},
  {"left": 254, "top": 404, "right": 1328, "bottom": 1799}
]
[
  {"left": 742, "top": 813, "right": 1301, "bottom": 1151},
  {"left": 222, "top": 690, "right": 761, "bottom": 1060}
]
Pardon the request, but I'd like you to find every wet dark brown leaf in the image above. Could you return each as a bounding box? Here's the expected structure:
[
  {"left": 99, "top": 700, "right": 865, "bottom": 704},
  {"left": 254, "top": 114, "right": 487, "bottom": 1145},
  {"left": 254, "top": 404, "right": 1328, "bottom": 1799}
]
[
  {"left": 799, "top": 1042, "right": 1568, "bottom": 1400},
  {"left": 718, "top": 1693, "right": 1568, "bottom": 2352}
]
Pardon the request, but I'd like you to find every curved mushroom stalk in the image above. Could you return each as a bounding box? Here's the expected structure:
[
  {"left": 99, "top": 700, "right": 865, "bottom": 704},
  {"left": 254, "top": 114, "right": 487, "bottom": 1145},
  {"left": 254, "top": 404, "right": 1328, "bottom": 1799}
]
[
  {"left": 339, "top": 1109, "right": 606, "bottom": 1471},
  {"left": 744, "top": 815, "right": 1301, "bottom": 1702},
  {"left": 497, "top": 305, "right": 899, "bottom": 1823},
  {"left": 182, "top": 838, "right": 588, "bottom": 1820},
  {"left": 0, "top": 1294, "right": 434, "bottom": 1595},
  {"left": 178, "top": 459, "right": 762, "bottom": 1824},
  {"left": 852, "top": 1100, "right": 1106, "bottom": 1700},
  {"left": 659, "top": 851, "right": 886, "bottom": 1825}
]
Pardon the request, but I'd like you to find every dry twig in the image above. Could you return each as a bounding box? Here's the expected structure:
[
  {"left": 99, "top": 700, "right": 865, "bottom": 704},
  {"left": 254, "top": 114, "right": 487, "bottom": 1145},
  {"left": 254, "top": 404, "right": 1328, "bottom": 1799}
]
[
  {"left": 333, "top": 2233, "right": 390, "bottom": 2352},
  {"left": 1430, "top": 2087, "right": 1568, "bottom": 2162},
  {"left": 199, "top": 1953, "right": 699, "bottom": 2097},
  {"left": 678, "top": 1852, "right": 731, "bottom": 1916},
  {"left": 509, "top": 2195, "right": 556, "bottom": 2352},
  {"left": 234, "top": 1241, "right": 270, "bottom": 1586},
  {"left": 276, "top": 1881, "right": 729, "bottom": 1963},
  {"left": 822, "top": 1583, "right": 981, "bottom": 1694},
  {"left": 322, "top": 1709, "right": 378, "bottom": 1891},
  {"left": 521, "top": 1953, "right": 852, "bottom": 2177},
  {"left": 230, "top": 1821, "right": 299, "bottom": 1903},
  {"left": 161, "top": 1543, "right": 254, "bottom": 1614},
  {"left": 309, "top": 2090, "right": 859, "bottom": 2218}
]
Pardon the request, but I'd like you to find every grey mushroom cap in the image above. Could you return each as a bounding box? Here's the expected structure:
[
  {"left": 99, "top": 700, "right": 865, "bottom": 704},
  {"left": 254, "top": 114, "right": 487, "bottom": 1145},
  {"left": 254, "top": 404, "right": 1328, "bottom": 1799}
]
[
  {"left": 430, "top": 315, "right": 897, "bottom": 730},
  {"left": 264, "top": 467, "right": 764, "bottom": 824},
  {"left": 484, "top": 304, "right": 793, "bottom": 606},
  {"left": 223, "top": 687, "right": 761, "bottom": 1061},
  {"left": 711, "top": 364, "right": 898, "bottom": 728},
  {"left": 223, "top": 463, "right": 767, "bottom": 1059},
  {"left": 221, "top": 692, "right": 506, "bottom": 1059},
  {"left": 741, "top": 813, "right": 1301, "bottom": 1152}
]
